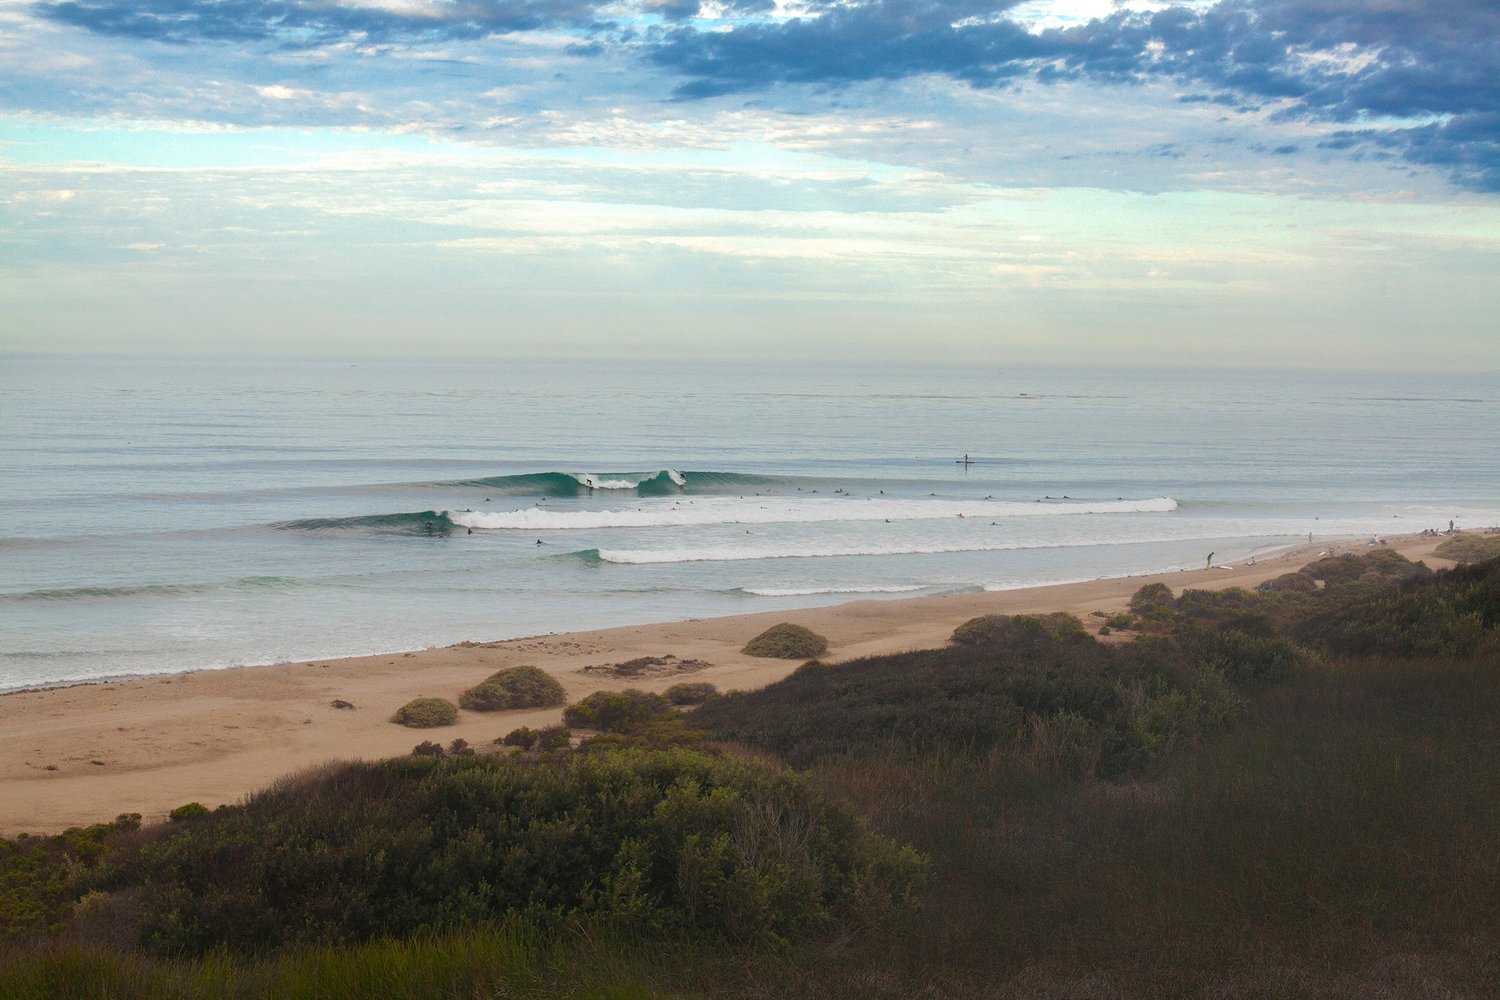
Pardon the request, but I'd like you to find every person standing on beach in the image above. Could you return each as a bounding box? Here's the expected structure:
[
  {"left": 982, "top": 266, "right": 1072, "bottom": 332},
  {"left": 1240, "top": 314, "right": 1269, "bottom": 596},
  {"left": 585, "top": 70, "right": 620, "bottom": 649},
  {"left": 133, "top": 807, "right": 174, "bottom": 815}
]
[{"left": 1206, "top": 551, "right": 1215, "bottom": 569}]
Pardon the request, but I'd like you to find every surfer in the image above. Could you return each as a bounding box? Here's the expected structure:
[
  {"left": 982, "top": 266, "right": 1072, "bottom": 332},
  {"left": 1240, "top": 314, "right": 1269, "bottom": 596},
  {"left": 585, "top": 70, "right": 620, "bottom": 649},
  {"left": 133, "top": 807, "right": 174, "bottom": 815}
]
[
  {"left": 536, "top": 539, "right": 543, "bottom": 546},
  {"left": 1206, "top": 551, "right": 1215, "bottom": 569}
]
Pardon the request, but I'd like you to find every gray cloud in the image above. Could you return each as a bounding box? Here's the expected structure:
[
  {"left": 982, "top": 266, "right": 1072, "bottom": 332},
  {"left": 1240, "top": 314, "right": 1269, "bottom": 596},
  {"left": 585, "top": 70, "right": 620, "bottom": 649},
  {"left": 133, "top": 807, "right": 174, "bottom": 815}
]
[
  {"left": 647, "top": 0, "right": 1500, "bottom": 191},
  {"left": 29, "top": 0, "right": 1500, "bottom": 191}
]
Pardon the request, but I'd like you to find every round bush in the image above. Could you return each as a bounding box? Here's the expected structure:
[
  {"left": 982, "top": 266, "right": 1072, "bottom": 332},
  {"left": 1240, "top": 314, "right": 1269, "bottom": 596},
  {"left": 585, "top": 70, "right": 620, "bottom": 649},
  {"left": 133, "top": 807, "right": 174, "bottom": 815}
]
[
  {"left": 563, "top": 689, "right": 673, "bottom": 733},
  {"left": 500, "top": 726, "right": 539, "bottom": 749},
  {"left": 390, "top": 697, "right": 458, "bottom": 728},
  {"left": 459, "top": 665, "right": 566, "bottom": 712},
  {"left": 741, "top": 623, "right": 829, "bottom": 658},
  {"left": 949, "top": 614, "right": 1015, "bottom": 646},
  {"left": 664, "top": 681, "right": 719, "bottom": 705}
]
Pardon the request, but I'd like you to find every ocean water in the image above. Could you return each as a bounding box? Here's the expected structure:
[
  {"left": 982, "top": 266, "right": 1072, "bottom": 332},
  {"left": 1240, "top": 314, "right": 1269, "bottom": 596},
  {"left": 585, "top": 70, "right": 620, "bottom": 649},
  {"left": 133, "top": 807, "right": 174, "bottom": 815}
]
[{"left": 2, "top": 357, "right": 1498, "bottom": 691}]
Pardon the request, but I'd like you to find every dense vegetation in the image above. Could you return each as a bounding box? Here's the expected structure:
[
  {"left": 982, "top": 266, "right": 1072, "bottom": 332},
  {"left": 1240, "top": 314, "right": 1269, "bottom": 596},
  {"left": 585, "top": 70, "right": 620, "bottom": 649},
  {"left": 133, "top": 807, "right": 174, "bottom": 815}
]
[
  {"left": 25, "top": 748, "right": 920, "bottom": 959},
  {"left": 4, "top": 551, "right": 1499, "bottom": 998},
  {"left": 1435, "top": 532, "right": 1500, "bottom": 563}
]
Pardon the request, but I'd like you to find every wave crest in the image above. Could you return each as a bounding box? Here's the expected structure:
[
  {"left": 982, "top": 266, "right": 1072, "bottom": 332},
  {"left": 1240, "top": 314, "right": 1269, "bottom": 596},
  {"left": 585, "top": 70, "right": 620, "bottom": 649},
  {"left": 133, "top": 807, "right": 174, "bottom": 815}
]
[{"left": 450, "top": 496, "right": 1178, "bottom": 532}]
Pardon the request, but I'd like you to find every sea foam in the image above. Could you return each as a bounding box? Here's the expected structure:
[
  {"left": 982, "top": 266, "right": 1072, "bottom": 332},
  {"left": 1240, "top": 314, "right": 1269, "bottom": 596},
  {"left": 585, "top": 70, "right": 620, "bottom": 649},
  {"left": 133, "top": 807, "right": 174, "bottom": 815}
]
[{"left": 448, "top": 496, "right": 1178, "bottom": 532}]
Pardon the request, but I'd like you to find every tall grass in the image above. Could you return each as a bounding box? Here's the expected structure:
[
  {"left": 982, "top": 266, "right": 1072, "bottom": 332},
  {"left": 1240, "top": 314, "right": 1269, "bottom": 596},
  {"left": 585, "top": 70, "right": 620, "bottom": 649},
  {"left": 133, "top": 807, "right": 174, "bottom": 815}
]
[{"left": 1, "top": 922, "right": 703, "bottom": 999}]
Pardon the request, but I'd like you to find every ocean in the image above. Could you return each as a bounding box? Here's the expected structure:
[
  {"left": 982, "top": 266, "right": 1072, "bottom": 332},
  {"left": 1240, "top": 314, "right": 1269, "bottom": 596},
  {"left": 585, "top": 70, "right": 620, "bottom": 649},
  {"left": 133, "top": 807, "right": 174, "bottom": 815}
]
[{"left": 3, "top": 356, "right": 1498, "bottom": 691}]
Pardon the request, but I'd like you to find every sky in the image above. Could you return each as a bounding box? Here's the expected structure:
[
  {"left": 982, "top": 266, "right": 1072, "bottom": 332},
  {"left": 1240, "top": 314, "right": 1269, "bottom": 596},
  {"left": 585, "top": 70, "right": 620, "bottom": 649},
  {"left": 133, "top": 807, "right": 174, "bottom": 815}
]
[{"left": 1, "top": 0, "right": 1497, "bottom": 369}]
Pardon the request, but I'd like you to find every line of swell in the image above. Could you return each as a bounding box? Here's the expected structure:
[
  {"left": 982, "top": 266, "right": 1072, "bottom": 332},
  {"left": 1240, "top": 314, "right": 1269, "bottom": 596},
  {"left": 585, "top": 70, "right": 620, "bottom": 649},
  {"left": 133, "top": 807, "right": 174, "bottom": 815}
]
[
  {"left": 276, "top": 510, "right": 455, "bottom": 532},
  {"left": 449, "top": 497, "right": 1178, "bottom": 531},
  {"left": 738, "top": 585, "right": 930, "bottom": 597},
  {"left": 0, "top": 576, "right": 301, "bottom": 602}
]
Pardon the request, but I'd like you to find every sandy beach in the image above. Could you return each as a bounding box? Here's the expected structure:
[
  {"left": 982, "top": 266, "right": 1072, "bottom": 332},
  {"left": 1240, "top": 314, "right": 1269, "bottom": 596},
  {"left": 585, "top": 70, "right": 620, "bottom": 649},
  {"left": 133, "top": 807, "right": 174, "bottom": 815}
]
[{"left": 0, "top": 533, "right": 1457, "bottom": 835}]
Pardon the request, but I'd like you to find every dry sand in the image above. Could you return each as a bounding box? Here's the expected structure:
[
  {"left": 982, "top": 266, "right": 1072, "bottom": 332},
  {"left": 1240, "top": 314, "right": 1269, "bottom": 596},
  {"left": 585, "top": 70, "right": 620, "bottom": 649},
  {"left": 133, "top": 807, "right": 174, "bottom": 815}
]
[{"left": 0, "top": 533, "right": 1456, "bottom": 835}]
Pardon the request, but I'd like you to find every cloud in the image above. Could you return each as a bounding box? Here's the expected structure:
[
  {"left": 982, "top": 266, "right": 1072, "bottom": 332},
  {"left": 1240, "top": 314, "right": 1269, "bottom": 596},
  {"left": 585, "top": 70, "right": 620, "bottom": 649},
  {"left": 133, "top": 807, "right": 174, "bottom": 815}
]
[
  {"left": 37, "top": 0, "right": 611, "bottom": 46},
  {"left": 26, "top": 0, "right": 1500, "bottom": 192},
  {"left": 644, "top": 0, "right": 1500, "bottom": 190}
]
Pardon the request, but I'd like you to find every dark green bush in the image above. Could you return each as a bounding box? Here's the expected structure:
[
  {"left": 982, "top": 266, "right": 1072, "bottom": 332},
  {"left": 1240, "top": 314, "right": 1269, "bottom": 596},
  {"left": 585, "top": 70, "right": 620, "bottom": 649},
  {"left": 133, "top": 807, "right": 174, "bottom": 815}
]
[
  {"left": 949, "top": 613, "right": 1015, "bottom": 646},
  {"left": 500, "top": 727, "right": 539, "bottom": 749},
  {"left": 951, "top": 612, "right": 1088, "bottom": 647},
  {"left": 1257, "top": 571, "right": 1319, "bottom": 595},
  {"left": 390, "top": 697, "right": 458, "bottom": 728},
  {"left": 1292, "top": 556, "right": 1500, "bottom": 659},
  {"left": 458, "top": 665, "right": 567, "bottom": 712},
  {"left": 0, "top": 815, "right": 138, "bottom": 940},
  {"left": 411, "top": 740, "right": 444, "bottom": 757},
  {"left": 663, "top": 681, "right": 719, "bottom": 705},
  {"left": 1129, "top": 582, "right": 1175, "bottom": 615},
  {"left": 168, "top": 803, "right": 208, "bottom": 823},
  {"left": 1435, "top": 534, "right": 1500, "bottom": 564},
  {"left": 535, "top": 725, "right": 571, "bottom": 750},
  {"left": 742, "top": 623, "right": 829, "bottom": 658},
  {"left": 563, "top": 689, "right": 674, "bottom": 733},
  {"left": 90, "top": 748, "right": 924, "bottom": 955}
]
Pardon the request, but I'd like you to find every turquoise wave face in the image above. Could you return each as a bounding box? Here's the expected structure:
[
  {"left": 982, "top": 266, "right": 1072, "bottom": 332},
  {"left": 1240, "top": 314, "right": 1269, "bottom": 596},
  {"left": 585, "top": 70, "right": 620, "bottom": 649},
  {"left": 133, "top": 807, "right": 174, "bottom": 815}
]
[
  {"left": 275, "top": 510, "right": 456, "bottom": 534},
  {"left": 436, "top": 470, "right": 791, "bottom": 497}
]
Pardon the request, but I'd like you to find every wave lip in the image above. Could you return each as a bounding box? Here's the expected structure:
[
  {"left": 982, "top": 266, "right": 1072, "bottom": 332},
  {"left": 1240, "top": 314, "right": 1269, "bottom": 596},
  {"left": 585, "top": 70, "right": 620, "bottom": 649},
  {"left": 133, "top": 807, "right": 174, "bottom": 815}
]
[
  {"left": 449, "top": 469, "right": 691, "bottom": 496},
  {"left": 451, "top": 496, "right": 1178, "bottom": 532}
]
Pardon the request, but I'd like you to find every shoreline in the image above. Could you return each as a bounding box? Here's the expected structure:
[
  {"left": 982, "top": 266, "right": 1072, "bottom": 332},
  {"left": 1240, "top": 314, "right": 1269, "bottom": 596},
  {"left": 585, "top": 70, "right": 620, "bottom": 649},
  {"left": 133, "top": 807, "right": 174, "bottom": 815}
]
[{"left": 0, "top": 532, "right": 1457, "bottom": 836}]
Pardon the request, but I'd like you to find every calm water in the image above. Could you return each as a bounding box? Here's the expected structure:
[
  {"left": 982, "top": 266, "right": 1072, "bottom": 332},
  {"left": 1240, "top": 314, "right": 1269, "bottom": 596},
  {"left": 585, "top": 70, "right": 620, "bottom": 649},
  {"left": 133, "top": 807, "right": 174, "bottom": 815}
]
[{"left": 3, "top": 357, "right": 1498, "bottom": 690}]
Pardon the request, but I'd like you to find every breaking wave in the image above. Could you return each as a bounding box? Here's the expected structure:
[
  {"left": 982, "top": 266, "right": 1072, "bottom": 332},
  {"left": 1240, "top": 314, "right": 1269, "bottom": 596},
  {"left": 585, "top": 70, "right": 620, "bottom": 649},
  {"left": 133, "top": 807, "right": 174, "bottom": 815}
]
[
  {"left": 450, "top": 497, "right": 1178, "bottom": 532},
  {"left": 438, "top": 470, "right": 782, "bottom": 497}
]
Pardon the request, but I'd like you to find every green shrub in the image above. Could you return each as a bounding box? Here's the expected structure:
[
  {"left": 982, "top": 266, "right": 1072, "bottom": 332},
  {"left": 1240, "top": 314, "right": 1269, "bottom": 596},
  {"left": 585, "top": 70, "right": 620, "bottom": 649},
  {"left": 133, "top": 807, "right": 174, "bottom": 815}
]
[
  {"left": 951, "top": 612, "right": 1088, "bottom": 647},
  {"left": 535, "top": 725, "right": 571, "bottom": 750},
  {"left": 1434, "top": 534, "right": 1500, "bottom": 564},
  {"left": 563, "top": 689, "right": 674, "bottom": 733},
  {"left": 447, "top": 738, "right": 474, "bottom": 757},
  {"left": 1256, "top": 571, "right": 1319, "bottom": 595},
  {"left": 390, "top": 697, "right": 458, "bottom": 728},
  {"left": 411, "top": 740, "right": 444, "bottom": 757},
  {"left": 89, "top": 748, "right": 924, "bottom": 955},
  {"left": 1292, "top": 556, "right": 1500, "bottom": 659},
  {"left": 1174, "top": 587, "right": 1257, "bottom": 622},
  {"left": 1129, "top": 582, "right": 1175, "bottom": 615},
  {"left": 663, "top": 681, "right": 719, "bottom": 705},
  {"left": 949, "top": 614, "right": 1015, "bottom": 646},
  {"left": 741, "top": 623, "right": 829, "bottom": 658},
  {"left": 0, "top": 815, "right": 138, "bottom": 940},
  {"left": 168, "top": 803, "right": 208, "bottom": 823},
  {"left": 500, "top": 726, "right": 539, "bottom": 749},
  {"left": 458, "top": 665, "right": 566, "bottom": 712},
  {"left": 1105, "top": 612, "right": 1138, "bottom": 630}
]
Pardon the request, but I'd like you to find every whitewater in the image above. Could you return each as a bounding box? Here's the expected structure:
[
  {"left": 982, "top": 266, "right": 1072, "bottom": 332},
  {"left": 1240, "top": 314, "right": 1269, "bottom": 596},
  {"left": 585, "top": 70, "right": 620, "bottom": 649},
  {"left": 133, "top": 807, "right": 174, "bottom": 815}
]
[{"left": 2, "top": 357, "right": 1498, "bottom": 690}]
